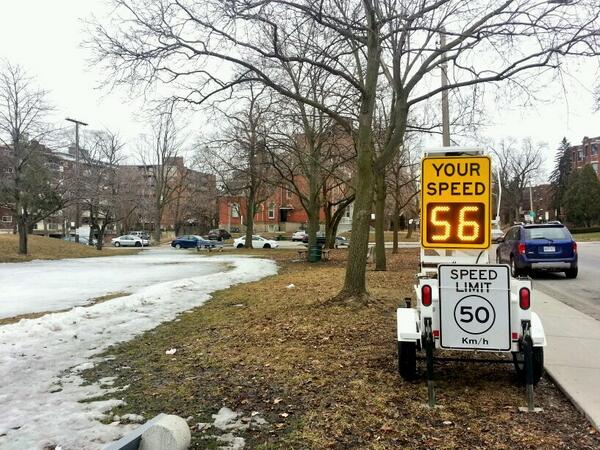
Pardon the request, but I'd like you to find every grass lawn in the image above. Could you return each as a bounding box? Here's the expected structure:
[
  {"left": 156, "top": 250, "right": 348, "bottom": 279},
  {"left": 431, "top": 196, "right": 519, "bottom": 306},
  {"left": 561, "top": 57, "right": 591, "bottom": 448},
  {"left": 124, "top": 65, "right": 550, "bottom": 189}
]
[
  {"left": 84, "top": 249, "right": 599, "bottom": 449},
  {"left": 573, "top": 231, "right": 600, "bottom": 242},
  {"left": 0, "top": 234, "right": 138, "bottom": 263}
]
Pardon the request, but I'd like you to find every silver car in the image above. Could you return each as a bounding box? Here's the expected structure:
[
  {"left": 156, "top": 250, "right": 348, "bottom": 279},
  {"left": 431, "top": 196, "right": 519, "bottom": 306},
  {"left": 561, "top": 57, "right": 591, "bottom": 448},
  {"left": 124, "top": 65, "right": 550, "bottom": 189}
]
[{"left": 111, "top": 235, "right": 148, "bottom": 247}]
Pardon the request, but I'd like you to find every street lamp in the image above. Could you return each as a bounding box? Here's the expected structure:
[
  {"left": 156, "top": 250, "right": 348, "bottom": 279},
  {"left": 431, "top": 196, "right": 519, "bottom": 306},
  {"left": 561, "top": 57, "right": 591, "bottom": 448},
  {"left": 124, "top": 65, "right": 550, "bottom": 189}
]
[{"left": 65, "top": 117, "right": 88, "bottom": 243}]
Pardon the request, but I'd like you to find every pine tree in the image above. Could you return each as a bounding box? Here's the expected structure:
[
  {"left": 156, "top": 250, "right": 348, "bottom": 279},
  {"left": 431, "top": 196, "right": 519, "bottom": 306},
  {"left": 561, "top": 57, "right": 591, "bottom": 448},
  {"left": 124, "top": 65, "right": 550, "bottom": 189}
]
[
  {"left": 564, "top": 165, "right": 600, "bottom": 227},
  {"left": 549, "top": 137, "right": 572, "bottom": 220}
]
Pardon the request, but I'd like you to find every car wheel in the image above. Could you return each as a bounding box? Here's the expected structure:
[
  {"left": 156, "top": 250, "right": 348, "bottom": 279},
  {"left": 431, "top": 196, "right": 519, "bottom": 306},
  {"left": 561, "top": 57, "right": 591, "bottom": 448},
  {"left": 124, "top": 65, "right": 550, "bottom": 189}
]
[
  {"left": 114, "top": 242, "right": 120, "bottom": 247},
  {"left": 175, "top": 243, "right": 181, "bottom": 249},
  {"left": 510, "top": 256, "right": 521, "bottom": 278},
  {"left": 236, "top": 243, "right": 244, "bottom": 249},
  {"left": 398, "top": 341, "right": 417, "bottom": 381},
  {"left": 513, "top": 346, "right": 544, "bottom": 385},
  {"left": 565, "top": 267, "right": 578, "bottom": 279},
  {"left": 263, "top": 243, "right": 271, "bottom": 249},
  {"left": 135, "top": 241, "right": 142, "bottom": 247}
]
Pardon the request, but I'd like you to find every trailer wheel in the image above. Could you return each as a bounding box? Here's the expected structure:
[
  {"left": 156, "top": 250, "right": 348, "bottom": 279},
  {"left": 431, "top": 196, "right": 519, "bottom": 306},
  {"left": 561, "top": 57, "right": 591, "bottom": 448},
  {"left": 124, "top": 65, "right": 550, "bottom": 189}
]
[
  {"left": 398, "top": 341, "right": 417, "bottom": 381},
  {"left": 513, "top": 346, "right": 544, "bottom": 385}
]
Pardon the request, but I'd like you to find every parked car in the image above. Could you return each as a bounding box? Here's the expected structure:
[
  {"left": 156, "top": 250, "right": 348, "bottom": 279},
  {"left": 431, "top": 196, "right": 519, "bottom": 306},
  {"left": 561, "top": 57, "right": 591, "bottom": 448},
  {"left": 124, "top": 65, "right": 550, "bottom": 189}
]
[
  {"left": 302, "top": 231, "right": 326, "bottom": 246},
  {"left": 129, "top": 230, "right": 151, "bottom": 241},
  {"left": 491, "top": 220, "right": 504, "bottom": 243},
  {"left": 233, "top": 235, "right": 279, "bottom": 249},
  {"left": 291, "top": 230, "right": 307, "bottom": 241},
  {"left": 208, "top": 229, "right": 232, "bottom": 241},
  {"left": 171, "top": 235, "right": 221, "bottom": 250},
  {"left": 111, "top": 235, "right": 147, "bottom": 247},
  {"left": 335, "top": 236, "right": 350, "bottom": 248},
  {"left": 496, "top": 223, "right": 578, "bottom": 278}
]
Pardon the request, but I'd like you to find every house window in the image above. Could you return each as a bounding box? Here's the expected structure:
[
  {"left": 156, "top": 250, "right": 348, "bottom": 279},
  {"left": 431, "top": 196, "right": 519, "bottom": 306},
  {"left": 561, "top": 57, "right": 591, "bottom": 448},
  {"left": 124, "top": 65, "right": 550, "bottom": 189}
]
[
  {"left": 286, "top": 185, "right": 293, "bottom": 199},
  {"left": 592, "top": 144, "right": 598, "bottom": 156},
  {"left": 231, "top": 203, "right": 240, "bottom": 218},
  {"left": 3, "top": 167, "right": 14, "bottom": 173},
  {"left": 1, "top": 216, "right": 12, "bottom": 223},
  {"left": 578, "top": 149, "right": 584, "bottom": 161},
  {"left": 47, "top": 222, "right": 58, "bottom": 230},
  {"left": 268, "top": 203, "right": 275, "bottom": 219}
]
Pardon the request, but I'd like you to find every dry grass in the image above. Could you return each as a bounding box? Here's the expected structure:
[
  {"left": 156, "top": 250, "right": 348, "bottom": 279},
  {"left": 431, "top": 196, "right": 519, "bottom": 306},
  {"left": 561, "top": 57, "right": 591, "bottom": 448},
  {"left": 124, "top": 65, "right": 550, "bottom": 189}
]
[
  {"left": 84, "top": 249, "right": 599, "bottom": 449},
  {"left": 0, "top": 234, "right": 138, "bottom": 263}
]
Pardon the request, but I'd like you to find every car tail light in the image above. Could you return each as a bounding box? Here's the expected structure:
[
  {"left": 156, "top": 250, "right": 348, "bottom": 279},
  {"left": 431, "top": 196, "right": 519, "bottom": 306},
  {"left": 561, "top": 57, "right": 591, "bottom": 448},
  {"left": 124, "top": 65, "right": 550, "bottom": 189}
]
[
  {"left": 519, "top": 287, "right": 530, "bottom": 310},
  {"left": 421, "top": 285, "right": 432, "bottom": 307},
  {"left": 518, "top": 243, "right": 526, "bottom": 255},
  {"left": 572, "top": 241, "right": 577, "bottom": 254}
]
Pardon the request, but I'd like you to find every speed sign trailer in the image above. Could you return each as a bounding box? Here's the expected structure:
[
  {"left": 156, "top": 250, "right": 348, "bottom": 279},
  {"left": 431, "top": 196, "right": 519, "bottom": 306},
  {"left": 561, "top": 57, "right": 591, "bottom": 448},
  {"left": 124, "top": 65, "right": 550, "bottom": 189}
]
[{"left": 396, "top": 147, "right": 547, "bottom": 411}]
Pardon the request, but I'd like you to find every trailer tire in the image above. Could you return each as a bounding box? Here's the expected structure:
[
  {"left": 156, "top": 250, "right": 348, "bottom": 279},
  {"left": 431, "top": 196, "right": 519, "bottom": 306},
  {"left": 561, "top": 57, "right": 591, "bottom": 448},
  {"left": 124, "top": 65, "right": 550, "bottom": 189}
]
[
  {"left": 513, "top": 346, "right": 544, "bottom": 385},
  {"left": 398, "top": 341, "right": 417, "bottom": 381}
]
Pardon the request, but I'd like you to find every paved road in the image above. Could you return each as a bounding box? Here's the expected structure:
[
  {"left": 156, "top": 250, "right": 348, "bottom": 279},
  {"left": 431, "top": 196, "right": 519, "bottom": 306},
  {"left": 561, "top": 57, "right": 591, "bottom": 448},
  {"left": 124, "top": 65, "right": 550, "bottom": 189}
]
[{"left": 530, "top": 242, "right": 600, "bottom": 321}]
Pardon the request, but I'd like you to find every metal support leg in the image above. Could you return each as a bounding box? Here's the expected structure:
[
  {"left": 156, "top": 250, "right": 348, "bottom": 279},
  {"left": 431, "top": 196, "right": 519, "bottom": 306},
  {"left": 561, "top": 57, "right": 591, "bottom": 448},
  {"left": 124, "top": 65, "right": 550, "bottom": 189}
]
[
  {"left": 424, "top": 318, "right": 435, "bottom": 408},
  {"left": 405, "top": 297, "right": 412, "bottom": 308},
  {"left": 523, "top": 325, "right": 535, "bottom": 412}
]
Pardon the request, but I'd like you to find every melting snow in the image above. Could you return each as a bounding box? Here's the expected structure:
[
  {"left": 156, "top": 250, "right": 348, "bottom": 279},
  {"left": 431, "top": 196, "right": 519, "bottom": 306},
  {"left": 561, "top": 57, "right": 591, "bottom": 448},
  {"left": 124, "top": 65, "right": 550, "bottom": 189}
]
[{"left": 0, "top": 251, "right": 277, "bottom": 450}]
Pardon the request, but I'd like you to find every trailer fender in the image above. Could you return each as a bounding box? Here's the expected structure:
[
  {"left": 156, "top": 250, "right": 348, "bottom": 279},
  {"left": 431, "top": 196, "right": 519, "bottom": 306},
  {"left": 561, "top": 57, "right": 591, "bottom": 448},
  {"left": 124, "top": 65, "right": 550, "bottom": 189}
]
[
  {"left": 397, "top": 308, "right": 420, "bottom": 343},
  {"left": 530, "top": 312, "right": 547, "bottom": 347}
]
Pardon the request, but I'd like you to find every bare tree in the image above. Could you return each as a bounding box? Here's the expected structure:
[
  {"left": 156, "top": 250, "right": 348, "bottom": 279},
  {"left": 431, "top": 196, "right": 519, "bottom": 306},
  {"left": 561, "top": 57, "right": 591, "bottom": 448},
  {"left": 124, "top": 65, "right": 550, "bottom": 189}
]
[
  {"left": 493, "top": 138, "right": 544, "bottom": 224},
  {"left": 198, "top": 85, "right": 273, "bottom": 247},
  {"left": 0, "top": 62, "right": 63, "bottom": 254},
  {"left": 386, "top": 144, "right": 419, "bottom": 254},
  {"left": 81, "top": 130, "right": 138, "bottom": 249},
  {"left": 92, "top": 0, "right": 600, "bottom": 301},
  {"left": 138, "top": 104, "right": 184, "bottom": 241}
]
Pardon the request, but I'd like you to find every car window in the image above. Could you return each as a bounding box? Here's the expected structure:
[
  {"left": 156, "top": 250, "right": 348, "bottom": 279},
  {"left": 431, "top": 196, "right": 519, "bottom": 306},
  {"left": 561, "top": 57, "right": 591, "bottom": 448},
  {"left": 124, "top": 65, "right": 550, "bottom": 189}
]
[
  {"left": 506, "top": 228, "right": 518, "bottom": 241},
  {"left": 252, "top": 236, "right": 261, "bottom": 240},
  {"left": 524, "top": 227, "right": 569, "bottom": 240}
]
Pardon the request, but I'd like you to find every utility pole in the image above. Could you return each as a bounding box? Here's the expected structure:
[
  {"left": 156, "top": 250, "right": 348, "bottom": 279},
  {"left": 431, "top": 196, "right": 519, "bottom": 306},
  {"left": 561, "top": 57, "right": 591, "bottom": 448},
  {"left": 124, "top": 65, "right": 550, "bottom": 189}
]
[
  {"left": 440, "top": 28, "right": 450, "bottom": 147},
  {"left": 66, "top": 117, "right": 88, "bottom": 243},
  {"left": 440, "top": 28, "right": 452, "bottom": 256}
]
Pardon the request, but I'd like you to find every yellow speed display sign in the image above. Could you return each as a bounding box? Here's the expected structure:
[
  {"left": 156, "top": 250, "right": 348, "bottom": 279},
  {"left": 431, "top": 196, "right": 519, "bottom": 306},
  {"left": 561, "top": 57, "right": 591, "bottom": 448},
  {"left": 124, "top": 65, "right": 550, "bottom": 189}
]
[{"left": 421, "top": 155, "right": 491, "bottom": 249}]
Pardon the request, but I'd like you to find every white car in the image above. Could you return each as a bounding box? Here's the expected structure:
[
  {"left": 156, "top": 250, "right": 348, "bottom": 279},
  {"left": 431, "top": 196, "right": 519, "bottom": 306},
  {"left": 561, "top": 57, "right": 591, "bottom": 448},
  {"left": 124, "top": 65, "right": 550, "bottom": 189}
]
[
  {"left": 233, "top": 235, "right": 279, "bottom": 249},
  {"left": 491, "top": 220, "right": 504, "bottom": 243},
  {"left": 291, "top": 230, "right": 307, "bottom": 241},
  {"left": 111, "top": 235, "right": 149, "bottom": 247}
]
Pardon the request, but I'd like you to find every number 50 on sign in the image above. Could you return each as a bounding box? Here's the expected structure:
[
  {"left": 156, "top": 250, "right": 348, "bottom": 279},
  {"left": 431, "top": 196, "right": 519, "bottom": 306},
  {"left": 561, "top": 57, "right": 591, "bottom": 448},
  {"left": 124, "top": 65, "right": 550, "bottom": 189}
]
[{"left": 421, "top": 156, "right": 491, "bottom": 249}]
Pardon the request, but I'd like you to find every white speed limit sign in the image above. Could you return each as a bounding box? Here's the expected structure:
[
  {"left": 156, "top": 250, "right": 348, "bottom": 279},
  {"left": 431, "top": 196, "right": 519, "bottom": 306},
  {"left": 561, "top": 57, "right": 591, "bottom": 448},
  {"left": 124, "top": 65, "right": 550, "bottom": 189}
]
[{"left": 438, "top": 265, "right": 511, "bottom": 351}]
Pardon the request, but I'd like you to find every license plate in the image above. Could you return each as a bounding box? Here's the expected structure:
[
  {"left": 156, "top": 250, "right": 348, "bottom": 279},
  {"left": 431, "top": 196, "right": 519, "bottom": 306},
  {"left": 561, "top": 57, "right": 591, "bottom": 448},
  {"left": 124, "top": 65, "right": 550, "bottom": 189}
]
[{"left": 543, "top": 246, "right": 555, "bottom": 252}]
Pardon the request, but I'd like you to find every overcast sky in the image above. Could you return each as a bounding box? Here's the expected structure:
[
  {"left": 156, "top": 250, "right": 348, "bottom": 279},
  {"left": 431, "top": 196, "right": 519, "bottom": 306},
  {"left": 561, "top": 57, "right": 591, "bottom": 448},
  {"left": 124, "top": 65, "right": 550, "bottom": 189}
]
[{"left": 1, "top": 1, "right": 599, "bottom": 175}]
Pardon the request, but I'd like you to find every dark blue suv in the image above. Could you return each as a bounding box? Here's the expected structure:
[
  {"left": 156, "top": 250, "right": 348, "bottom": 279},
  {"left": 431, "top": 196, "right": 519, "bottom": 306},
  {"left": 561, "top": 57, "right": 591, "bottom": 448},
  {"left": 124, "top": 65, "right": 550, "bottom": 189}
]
[{"left": 496, "top": 223, "right": 578, "bottom": 278}]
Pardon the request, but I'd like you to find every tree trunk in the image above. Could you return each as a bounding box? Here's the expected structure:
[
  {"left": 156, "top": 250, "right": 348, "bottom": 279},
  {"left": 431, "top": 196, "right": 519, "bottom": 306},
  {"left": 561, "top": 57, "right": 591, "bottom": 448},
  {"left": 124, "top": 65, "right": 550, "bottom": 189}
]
[
  {"left": 392, "top": 204, "right": 400, "bottom": 254},
  {"left": 244, "top": 194, "right": 255, "bottom": 249},
  {"left": 18, "top": 218, "right": 28, "bottom": 255},
  {"left": 96, "top": 225, "right": 106, "bottom": 250},
  {"left": 374, "top": 169, "right": 386, "bottom": 271},
  {"left": 154, "top": 208, "right": 162, "bottom": 242},
  {"left": 337, "top": 9, "right": 379, "bottom": 302},
  {"left": 306, "top": 195, "right": 320, "bottom": 259}
]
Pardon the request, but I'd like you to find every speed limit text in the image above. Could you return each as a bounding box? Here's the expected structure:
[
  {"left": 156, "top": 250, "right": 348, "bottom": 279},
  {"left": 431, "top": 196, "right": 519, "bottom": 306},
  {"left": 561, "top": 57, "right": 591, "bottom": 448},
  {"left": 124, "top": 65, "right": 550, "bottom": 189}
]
[{"left": 449, "top": 267, "right": 499, "bottom": 294}]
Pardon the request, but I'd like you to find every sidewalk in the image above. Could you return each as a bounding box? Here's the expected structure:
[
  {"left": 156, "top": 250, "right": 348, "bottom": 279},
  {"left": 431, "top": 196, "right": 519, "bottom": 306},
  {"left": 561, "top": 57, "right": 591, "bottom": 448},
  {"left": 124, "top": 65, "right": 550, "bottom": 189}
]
[{"left": 534, "top": 288, "right": 600, "bottom": 429}]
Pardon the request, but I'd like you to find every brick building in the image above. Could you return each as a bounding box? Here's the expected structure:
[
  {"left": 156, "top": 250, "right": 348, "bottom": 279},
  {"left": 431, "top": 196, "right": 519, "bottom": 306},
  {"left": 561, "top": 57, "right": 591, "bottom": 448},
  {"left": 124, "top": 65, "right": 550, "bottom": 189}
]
[
  {"left": 218, "top": 176, "right": 353, "bottom": 233},
  {"left": 570, "top": 136, "right": 600, "bottom": 177},
  {"left": 120, "top": 157, "right": 217, "bottom": 235}
]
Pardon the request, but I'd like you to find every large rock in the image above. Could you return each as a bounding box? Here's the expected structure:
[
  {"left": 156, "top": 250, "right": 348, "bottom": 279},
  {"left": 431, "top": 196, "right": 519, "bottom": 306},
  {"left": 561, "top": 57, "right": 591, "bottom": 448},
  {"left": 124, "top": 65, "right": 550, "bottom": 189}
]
[{"left": 139, "top": 414, "right": 191, "bottom": 450}]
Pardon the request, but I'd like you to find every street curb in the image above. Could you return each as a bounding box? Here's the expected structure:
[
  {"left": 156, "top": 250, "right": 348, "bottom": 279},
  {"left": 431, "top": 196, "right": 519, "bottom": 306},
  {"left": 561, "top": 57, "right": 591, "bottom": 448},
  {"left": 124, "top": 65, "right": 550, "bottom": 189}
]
[{"left": 543, "top": 365, "right": 600, "bottom": 431}]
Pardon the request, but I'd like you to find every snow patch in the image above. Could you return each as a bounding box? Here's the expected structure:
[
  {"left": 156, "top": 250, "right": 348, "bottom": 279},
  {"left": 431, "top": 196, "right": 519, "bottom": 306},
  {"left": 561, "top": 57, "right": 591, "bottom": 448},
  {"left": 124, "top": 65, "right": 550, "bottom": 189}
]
[{"left": 0, "top": 253, "right": 277, "bottom": 450}]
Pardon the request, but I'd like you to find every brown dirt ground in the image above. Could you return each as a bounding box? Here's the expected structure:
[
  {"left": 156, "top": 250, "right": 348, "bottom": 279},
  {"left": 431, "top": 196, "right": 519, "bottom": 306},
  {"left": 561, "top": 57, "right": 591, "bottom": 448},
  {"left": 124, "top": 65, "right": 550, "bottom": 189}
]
[{"left": 83, "top": 248, "right": 600, "bottom": 449}]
